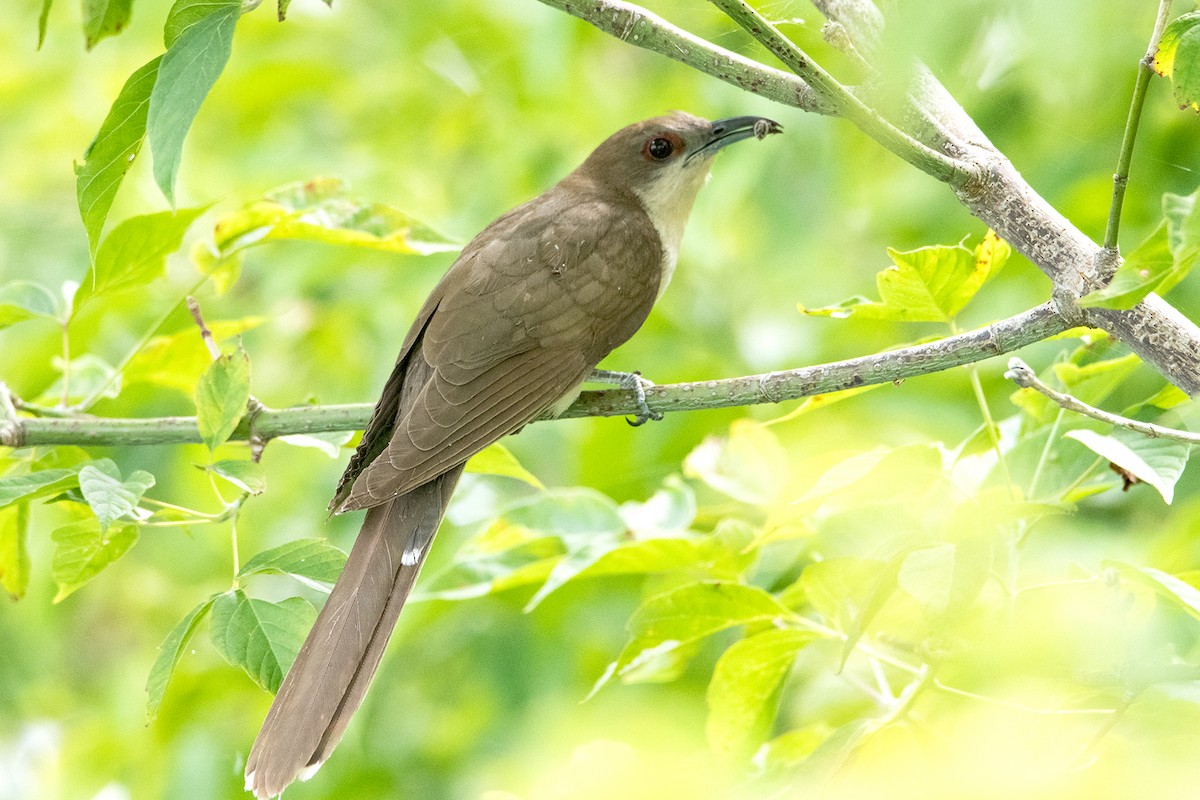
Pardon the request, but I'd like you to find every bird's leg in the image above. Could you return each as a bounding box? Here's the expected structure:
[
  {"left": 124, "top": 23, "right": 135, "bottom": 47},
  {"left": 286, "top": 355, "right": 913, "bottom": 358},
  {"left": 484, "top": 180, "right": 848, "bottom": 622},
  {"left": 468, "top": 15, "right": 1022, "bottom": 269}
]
[{"left": 588, "top": 368, "right": 664, "bottom": 427}]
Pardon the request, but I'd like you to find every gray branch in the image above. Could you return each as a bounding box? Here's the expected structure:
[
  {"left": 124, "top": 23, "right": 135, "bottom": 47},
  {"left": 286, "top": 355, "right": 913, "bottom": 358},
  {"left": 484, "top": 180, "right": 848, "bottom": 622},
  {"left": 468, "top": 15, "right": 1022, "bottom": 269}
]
[
  {"left": 536, "top": 0, "right": 1200, "bottom": 395},
  {"left": 1, "top": 304, "right": 1067, "bottom": 448},
  {"left": 1005, "top": 357, "right": 1200, "bottom": 445}
]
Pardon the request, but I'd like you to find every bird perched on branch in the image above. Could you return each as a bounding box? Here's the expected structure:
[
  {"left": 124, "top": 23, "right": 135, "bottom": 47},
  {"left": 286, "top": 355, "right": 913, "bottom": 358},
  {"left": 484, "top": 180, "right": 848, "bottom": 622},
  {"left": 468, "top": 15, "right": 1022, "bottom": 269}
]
[{"left": 244, "top": 111, "right": 782, "bottom": 798}]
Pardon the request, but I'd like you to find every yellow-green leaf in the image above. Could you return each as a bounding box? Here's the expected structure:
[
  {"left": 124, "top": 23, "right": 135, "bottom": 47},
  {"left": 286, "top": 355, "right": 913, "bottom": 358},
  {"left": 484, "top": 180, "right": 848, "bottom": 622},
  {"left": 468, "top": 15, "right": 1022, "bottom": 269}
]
[
  {"left": 465, "top": 443, "right": 544, "bottom": 489},
  {"left": 1155, "top": 12, "right": 1200, "bottom": 111},
  {"left": 195, "top": 345, "right": 251, "bottom": 451},
  {"left": 211, "top": 178, "right": 459, "bottom": 257}
]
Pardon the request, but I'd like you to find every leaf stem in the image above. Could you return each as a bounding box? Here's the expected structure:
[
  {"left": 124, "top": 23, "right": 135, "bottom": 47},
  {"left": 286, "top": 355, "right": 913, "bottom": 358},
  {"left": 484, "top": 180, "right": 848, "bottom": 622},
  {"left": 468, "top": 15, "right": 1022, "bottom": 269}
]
[
  {"left": 1027, "top": 407, "right": 1065, "bottom": 500},
  {"left": 1102, "top": 0, "right": 1174, "bottom": 251}
]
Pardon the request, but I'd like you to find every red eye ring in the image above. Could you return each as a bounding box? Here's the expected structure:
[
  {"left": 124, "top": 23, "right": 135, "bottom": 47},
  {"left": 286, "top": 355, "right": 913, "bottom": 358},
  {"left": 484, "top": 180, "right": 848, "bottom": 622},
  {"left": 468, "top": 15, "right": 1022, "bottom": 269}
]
[{"left": 642, "top": 132, "right": 684, "bottom": 162}]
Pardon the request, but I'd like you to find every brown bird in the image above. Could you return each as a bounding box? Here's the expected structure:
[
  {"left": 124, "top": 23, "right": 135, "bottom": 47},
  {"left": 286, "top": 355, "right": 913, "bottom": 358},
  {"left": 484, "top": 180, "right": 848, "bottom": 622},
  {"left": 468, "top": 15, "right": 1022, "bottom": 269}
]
[{"left": 244, "top": 111, "right": 782, "bottom": 798}]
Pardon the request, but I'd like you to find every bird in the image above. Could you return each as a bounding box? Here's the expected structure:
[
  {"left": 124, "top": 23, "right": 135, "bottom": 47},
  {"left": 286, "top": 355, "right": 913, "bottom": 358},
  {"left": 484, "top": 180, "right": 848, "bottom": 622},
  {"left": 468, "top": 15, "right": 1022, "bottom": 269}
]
[{"left": 244, "top": 111, "right": 782, "bottom": 798}]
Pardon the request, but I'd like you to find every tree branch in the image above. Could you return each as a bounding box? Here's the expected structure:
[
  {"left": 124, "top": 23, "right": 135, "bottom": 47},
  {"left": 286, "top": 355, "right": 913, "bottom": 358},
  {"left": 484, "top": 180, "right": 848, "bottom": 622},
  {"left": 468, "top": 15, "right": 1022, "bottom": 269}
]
[
  {"left": 1, "top": 304, "right": 1068, "bottom": 448},
  {"left": 1005, "top": 357, "right": 1200, "bottom": 445},
  {"left": 532, "top": 0, "right": 834, "bottom": 114}
]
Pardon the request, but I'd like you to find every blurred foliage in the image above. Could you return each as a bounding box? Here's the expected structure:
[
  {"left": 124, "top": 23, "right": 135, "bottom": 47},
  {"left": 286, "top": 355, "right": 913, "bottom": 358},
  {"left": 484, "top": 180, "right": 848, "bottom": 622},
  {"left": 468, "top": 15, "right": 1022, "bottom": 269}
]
[{"left": 4, "top": 1, "right": 1200, "bottom": 799}]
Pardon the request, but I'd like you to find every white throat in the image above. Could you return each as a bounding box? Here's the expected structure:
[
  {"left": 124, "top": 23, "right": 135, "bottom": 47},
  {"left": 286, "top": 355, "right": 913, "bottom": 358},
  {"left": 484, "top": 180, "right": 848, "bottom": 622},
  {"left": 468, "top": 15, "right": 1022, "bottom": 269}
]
[{"left": 632, "top": 165, "right": 712, "bottom": 298}]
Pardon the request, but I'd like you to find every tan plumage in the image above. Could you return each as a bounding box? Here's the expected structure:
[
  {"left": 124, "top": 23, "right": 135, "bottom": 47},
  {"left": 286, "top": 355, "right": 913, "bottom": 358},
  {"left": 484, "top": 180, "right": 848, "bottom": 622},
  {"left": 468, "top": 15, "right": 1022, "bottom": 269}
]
[{"left": 244, "top": 112, "right": 780, "bottom": 798}]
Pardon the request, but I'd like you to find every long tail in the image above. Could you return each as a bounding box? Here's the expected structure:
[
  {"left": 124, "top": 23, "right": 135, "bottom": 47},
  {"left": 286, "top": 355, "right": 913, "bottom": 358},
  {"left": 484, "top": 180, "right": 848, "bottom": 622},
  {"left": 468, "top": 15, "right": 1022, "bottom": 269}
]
[{"left": 244, "top": 466, "right": 463, "bottom": 799}]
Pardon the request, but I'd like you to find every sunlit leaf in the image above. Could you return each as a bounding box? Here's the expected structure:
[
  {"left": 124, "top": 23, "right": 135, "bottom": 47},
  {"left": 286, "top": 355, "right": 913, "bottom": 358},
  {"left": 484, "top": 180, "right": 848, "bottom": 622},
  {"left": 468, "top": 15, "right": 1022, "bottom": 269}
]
[
  {"left": 1065, "top": 428, "right": 1189, "bottom": 503},
  {"left": 799, "top": 237, "right": 1005, "bottom": 322},
  {"left": 124, "top": 317, "right": 265, "bottom": 394},
  {"left": 51, "top": 518, "right": 138, "bottom": 602},
  {"left": 465, "top": 443, "right": 544, "bottom": 489},
  {"left": 416, "top": 525, "right": 564, "bottom": 601},
  {"left": 38, "top": 354, "right": 120, "bottom": 405},
  {"left": 276, "top": 430, "right": 355, "bottom": 457},
  {"left": 618, "top": 476, "right": 696, "bottom": 534},
  {"left": 189, "top": 240, "right": 243, "bottom": 295},
  {"left": 195, "top": 344, "right": 251, "bottom": 451},
  {"left": 525, "top": 535, "right": 705, "bottom": 611},
  {"left": 1155, "top": 12, "right": 1200, "bottom": 111},
  {"left": 146, "top": 595, "right": 217, "bottom": 721},
  {"left": 0, "top": 504, "right": 30, "bottom": 600},
  {"left": 765, "top": 384, "right": 885, "bottom": 426},
  {"left": 147, "top": 0, "right": 240, "bottom": 203},
  {"left": 82, "top": 0, "right": 132, "bottom": 49},
  {"left": 706, "top": 629, "right": 815, "bottom": 758},
  {"left": 206, "top": 459, "right": 266, "bottom": 495},
  {"left": 238, "top": 538, "right": 348, "bottom": 585},
  {"left": 163, "top": 0, "right": 231, "bottom": 47},
  {"left": 0, "top": 281, "right": 61, "bottom": 329},
  {"left": 1108, "top": 561, "right": 1200, "bottom": 623},
  {"left": 684, "top": 420, "right": 790, "bottom": 505},
  {"left": 78, "top": 459, "right": 155, "bottom": 532},
  {"left": 502, "top": 488, "right": 625, "bottom": 540},
  {"left": 211, "top": 178, "right": 460, "bottom": 256},
  {"left": 75, "top": 207, "right": 207, "bottom": 311},
  {"left": 75, "top": 57, "right": 161, "bottom": 255},
  {"left": 594, "top": 582, "right": 793, "bottom": 695},
  {"left": 209, "top": 589, "right": 316, "bottom": 693},
  {"left": 1052, "top": 354, "right": 1141, "bottom": 408}
]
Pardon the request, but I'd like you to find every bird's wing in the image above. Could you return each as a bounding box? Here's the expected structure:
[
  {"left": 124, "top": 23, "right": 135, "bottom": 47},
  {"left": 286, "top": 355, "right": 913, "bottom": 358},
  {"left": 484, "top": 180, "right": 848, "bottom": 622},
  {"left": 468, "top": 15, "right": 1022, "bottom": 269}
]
[{"left": 336, "top": 193, "right": 661, "bottom": 513}]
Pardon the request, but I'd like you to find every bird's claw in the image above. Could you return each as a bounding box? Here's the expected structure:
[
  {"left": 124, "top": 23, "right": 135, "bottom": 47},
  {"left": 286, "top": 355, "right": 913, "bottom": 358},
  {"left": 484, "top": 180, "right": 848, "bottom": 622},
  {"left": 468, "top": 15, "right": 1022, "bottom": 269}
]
[{"left": 621, "top": 371, "right": 663, "bottom": 427}]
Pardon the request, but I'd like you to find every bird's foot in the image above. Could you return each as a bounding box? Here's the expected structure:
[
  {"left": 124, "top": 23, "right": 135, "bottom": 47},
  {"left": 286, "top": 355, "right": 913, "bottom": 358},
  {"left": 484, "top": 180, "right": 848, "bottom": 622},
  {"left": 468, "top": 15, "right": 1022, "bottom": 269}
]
[{"left": 589, "top": 368, "right": 663, "bottom": 427}]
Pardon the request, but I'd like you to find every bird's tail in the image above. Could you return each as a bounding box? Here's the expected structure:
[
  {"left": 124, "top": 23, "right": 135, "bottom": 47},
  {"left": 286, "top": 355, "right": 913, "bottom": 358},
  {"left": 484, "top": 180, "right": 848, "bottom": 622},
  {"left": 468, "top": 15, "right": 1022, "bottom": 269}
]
[{"left": 244, "top": 466, "right": 463, "bottom": 799}]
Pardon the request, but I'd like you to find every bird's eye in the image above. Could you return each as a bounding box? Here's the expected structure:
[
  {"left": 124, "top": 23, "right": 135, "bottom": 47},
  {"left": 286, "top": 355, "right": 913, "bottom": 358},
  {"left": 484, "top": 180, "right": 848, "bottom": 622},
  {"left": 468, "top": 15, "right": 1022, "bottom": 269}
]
[{"left": 646, "top": 137, "right": 674, "bottom": 160}]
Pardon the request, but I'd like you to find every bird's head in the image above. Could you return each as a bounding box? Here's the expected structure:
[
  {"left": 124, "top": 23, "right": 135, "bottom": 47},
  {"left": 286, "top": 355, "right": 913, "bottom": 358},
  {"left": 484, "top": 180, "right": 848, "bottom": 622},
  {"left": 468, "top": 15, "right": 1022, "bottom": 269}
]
[{"left": 576, "top": 111, "right": 782, "bottom": 255}]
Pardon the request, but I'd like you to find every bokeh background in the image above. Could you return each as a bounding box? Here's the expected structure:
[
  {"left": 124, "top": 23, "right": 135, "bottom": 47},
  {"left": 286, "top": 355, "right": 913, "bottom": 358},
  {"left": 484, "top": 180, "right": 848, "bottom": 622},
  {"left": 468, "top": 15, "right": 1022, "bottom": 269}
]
[{"left": 3, "top": 1, "right": 1200, "bottom": 798}]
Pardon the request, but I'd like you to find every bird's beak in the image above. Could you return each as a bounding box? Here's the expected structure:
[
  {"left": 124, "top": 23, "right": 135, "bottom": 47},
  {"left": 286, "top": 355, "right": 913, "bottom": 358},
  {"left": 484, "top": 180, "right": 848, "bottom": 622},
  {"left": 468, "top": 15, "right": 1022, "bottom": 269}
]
[{"left": 686, "top": 116, "right": 783, "bottom": 164}]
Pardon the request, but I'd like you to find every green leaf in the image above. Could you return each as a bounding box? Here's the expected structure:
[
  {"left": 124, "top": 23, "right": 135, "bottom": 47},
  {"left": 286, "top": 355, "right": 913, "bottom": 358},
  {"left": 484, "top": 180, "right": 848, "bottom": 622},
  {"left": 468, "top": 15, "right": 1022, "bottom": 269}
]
[
  {"left": 39, "top": 354, "right": 120, "bottom": 405},
  {"left": 464, "top": 443, "right": 544, "bottom": 489},
  {"left": 82, "top": 0, "right": 132, "bottom": 49},
  {"left": 207, "top": 459, "right": 266, "bottom": 495},
  {"left": 211, "top": 178, "right": 460, "bottom": 257},
  {"left": 0, "top": 468, "right": 82, "bottom": 508},
  {"left": 684, "top": 420, "right": 790, "bottom": 505},
  {"left": 38, "top": 0, "right": 53, "bottom": 48},
  {"left": 238, "top": 538, "right": 348, "bottom": 585},
  {"left": 0, "top": 504, "right": 31, "bottom": 601},
  {"left": 800, "top": 236, "right": 1006, "bottom": 323},
  {"left": 147, "top": 0, "right": 240, "bottom": 203},
  {"left": 76, "top": 207, "right": 207, "bottom": 311},
  {"left": 145, "top": 595, "right": 217, "bottom": 721},
  {"left": 706, "top": 629, "right": 815, "bottom": 758},
  {"left": 209, "top": 589, "right": 317, "bottom": 693},
  {"left": 0, "top": 281, "right": 60, "bottom": 329},
  {"left": 502, "top": 489, "right": 625, "bottom": 539},
  {"left": 594, "top": 582, "right": 792, "bottom": 695},
  {"left": 1078, "top": 223, "right": 1184, "bottom": 309},
  {"left": 123, "top": 316, "right": 265, "bottom": 394},
  {"left": 190, "top": 240, "right": 243, "bottom": 295},
  {"left": 75, "top": 57, "right": 162, "bottom": 255},
  {"left": 1052, "top": 353, "right": 1141, "bottom": 408},
  {"left": 618, "top": 477, "right": 696, "bottom": 534},
  {"left": 78, "top": 459, "right": 155, "bottom": 532},
  {"left": 1155, "top": 12, "right": 1200, "bottom": 111},
  {"left": 1107, "top": 561, "right": 1200, "bottom": 622},
  {"left": 525, "top": 535, "right": 706, "bottom": 611},
  {"left": 195, "top": 344, "right": 251, "bottom": 450},
  {"left": 275, "top": 430, "right": 355, "bottom": 457},
  {"left": 51, "top": 518, "right": 138, "bottom": 602},
  {"left": 897, "top": 540, "right": 991, "bottom": 616},
  {"left": 1065, "top": 428, "right": 1189, "bottom": 504},
  {"left": 163, "top": 0, "right": 230, "bottom": 47}
]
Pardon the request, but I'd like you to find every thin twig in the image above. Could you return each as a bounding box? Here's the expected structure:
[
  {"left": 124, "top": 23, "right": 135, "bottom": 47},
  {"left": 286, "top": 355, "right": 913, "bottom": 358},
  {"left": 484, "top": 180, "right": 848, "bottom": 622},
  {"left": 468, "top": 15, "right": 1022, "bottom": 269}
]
[
  {"left": 532, "top": 0, "right": 833, "bottom": 114},
  {"left": 707, "top": 0, "right": 972, "bottom": 186},
  {"left": 1005, "top": 357, "right": 1200, "bottom": 444},
  {"left": 1, "top": 304, "right": 1069, "bottom": 448},
  {"left": 1102, "top": 0, "right": 1175, "bottom": 252}
]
